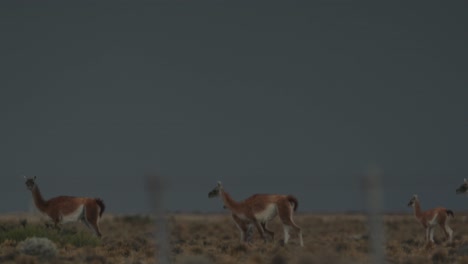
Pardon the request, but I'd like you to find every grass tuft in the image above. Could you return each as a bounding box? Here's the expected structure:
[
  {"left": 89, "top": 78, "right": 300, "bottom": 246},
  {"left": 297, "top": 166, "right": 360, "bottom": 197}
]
[
  {"left": 431, "top": 249, "right": 450, "bottom": 263},
  {"left": 176, "top": 254, "right": 214, "bottom": 264}
]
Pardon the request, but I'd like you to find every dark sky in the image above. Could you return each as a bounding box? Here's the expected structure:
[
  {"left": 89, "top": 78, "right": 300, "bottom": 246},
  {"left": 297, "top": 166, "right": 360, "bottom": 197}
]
[{"left": 1, "top": 2, "right": 467, "bottom": 214}]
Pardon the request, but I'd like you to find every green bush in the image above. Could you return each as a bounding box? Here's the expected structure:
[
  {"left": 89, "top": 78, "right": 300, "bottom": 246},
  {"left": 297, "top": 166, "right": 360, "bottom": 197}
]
[
  {"left": 0, "top": 225, "right": 51, "bottom": 243},
  {"left": 118, "top": 214, "right": 153, "bottom": 225},
  {"left": 64, "top": 231, "right": 101, "bottom": 247},
  {"left": 0, "top": 224, "right": 100, "bottom": 247}
]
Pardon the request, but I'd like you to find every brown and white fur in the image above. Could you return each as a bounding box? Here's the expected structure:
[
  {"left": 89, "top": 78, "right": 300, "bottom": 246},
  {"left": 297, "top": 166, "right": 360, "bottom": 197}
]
[
  {"left": 25, "top": 176, "right": 105, "bottom": 237},
  {"left": 208, "top": 181, "right": 303, "bottom": 246},
  {"left": 407, "top": 194, "right": 454, "bottom": 245},
  {"left": 455, "top": 178, "right": 468, "bottom": 195}
]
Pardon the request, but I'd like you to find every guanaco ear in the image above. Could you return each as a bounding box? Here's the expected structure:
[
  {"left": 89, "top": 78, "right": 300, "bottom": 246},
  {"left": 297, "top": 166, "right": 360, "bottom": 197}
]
[
  {"left": 217, "top": 181, "right": 222, "bottom": 187},
  {"left": 464, "top": 178, "right": 467, "bottom": 183},
  {"left": 413, "top": 194, "right": 418, "bottom": 199},
  {"left": 33, "top": 176, "right": 37, "bottom": 180}
]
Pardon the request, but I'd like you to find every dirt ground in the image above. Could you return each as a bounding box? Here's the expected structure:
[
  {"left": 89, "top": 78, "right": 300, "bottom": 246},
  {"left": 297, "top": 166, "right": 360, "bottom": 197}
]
[{"left": 1, "top": 212, "right": 468, "bottom": 263}]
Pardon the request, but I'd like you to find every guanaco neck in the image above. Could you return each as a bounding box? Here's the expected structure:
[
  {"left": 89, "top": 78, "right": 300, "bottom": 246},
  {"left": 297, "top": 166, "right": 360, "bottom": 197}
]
[
  {"left": 220, "top": 189, "right": 240, "bottom": 212},
  {"left": 31, "top": 185, "right": 48, "bottom": 212},
  {"left": 412, "top": 200, "right": 423, "bottom": 220}
]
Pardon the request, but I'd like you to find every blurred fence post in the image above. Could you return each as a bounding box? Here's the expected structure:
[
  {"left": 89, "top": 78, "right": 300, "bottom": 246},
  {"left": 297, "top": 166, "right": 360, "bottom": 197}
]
[
  {"left": 362, "top": 167, "right": 385, "bottom": 263},
  {"left": 146, "top": 175, "right": 170, "bottom": 264}
]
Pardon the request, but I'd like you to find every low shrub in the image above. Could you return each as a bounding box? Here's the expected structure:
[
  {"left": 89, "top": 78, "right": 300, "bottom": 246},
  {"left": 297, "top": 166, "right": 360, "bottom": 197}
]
[{"left": 17, "top": 237, "right": 57, "bottom": 258}]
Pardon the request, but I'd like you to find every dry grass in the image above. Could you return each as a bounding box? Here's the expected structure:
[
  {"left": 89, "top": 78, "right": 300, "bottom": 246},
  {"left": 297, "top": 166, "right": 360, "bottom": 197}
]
[{"left": 1, "top": 212, "right": 468, "bottom": 263}]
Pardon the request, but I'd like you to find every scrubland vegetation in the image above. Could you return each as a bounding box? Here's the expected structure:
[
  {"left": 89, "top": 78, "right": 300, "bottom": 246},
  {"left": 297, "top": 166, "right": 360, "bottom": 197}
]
[{"left": 2, "top": 213, "right": 468, "bottom": 263}]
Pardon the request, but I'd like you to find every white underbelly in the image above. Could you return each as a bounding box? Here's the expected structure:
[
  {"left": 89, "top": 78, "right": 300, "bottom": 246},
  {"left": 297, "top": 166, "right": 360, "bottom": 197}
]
[
  {"left": 254, "top": 204, "right": 277, "bottom": 222},
  {"left": 60, "top": 205, "right": 84, "bottom": 223},
  {"left": 428, "top": 213, "right": 438, "bottom": 226}
]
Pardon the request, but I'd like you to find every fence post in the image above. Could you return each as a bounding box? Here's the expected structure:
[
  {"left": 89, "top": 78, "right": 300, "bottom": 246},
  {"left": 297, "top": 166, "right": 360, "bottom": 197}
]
[
  {"left": 146, "top": 175, "right": 170, "bottom": 264},
  {"left": 362, "top": 167, "right": 385, "bottom": 263}
]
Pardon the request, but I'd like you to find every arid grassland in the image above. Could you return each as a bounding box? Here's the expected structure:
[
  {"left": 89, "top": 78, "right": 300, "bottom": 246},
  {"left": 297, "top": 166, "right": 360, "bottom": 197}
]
[{"left": 2, "top": 213, "right": 468, "bottom": 263}]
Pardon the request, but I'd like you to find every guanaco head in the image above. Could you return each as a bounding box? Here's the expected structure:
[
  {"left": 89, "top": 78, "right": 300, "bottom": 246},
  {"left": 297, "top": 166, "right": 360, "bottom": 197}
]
[
  {"left": 407, "top": 194, "right": 419, "bottom": 207},
  {"left": 24, "top": 176, "right": 37, "bottom": 191},
  {"left": 456, "top": 178, "right": 468, "bottom": 194},
  {"left": 208, "top": 181, "right": 223, "bottom": 198}
]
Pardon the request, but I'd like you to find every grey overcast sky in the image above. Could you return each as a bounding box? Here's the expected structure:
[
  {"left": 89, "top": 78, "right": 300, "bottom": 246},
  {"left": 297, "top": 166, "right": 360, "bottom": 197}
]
[{"left": 1, "top": 2, "right": 467, "bottom": 214}]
